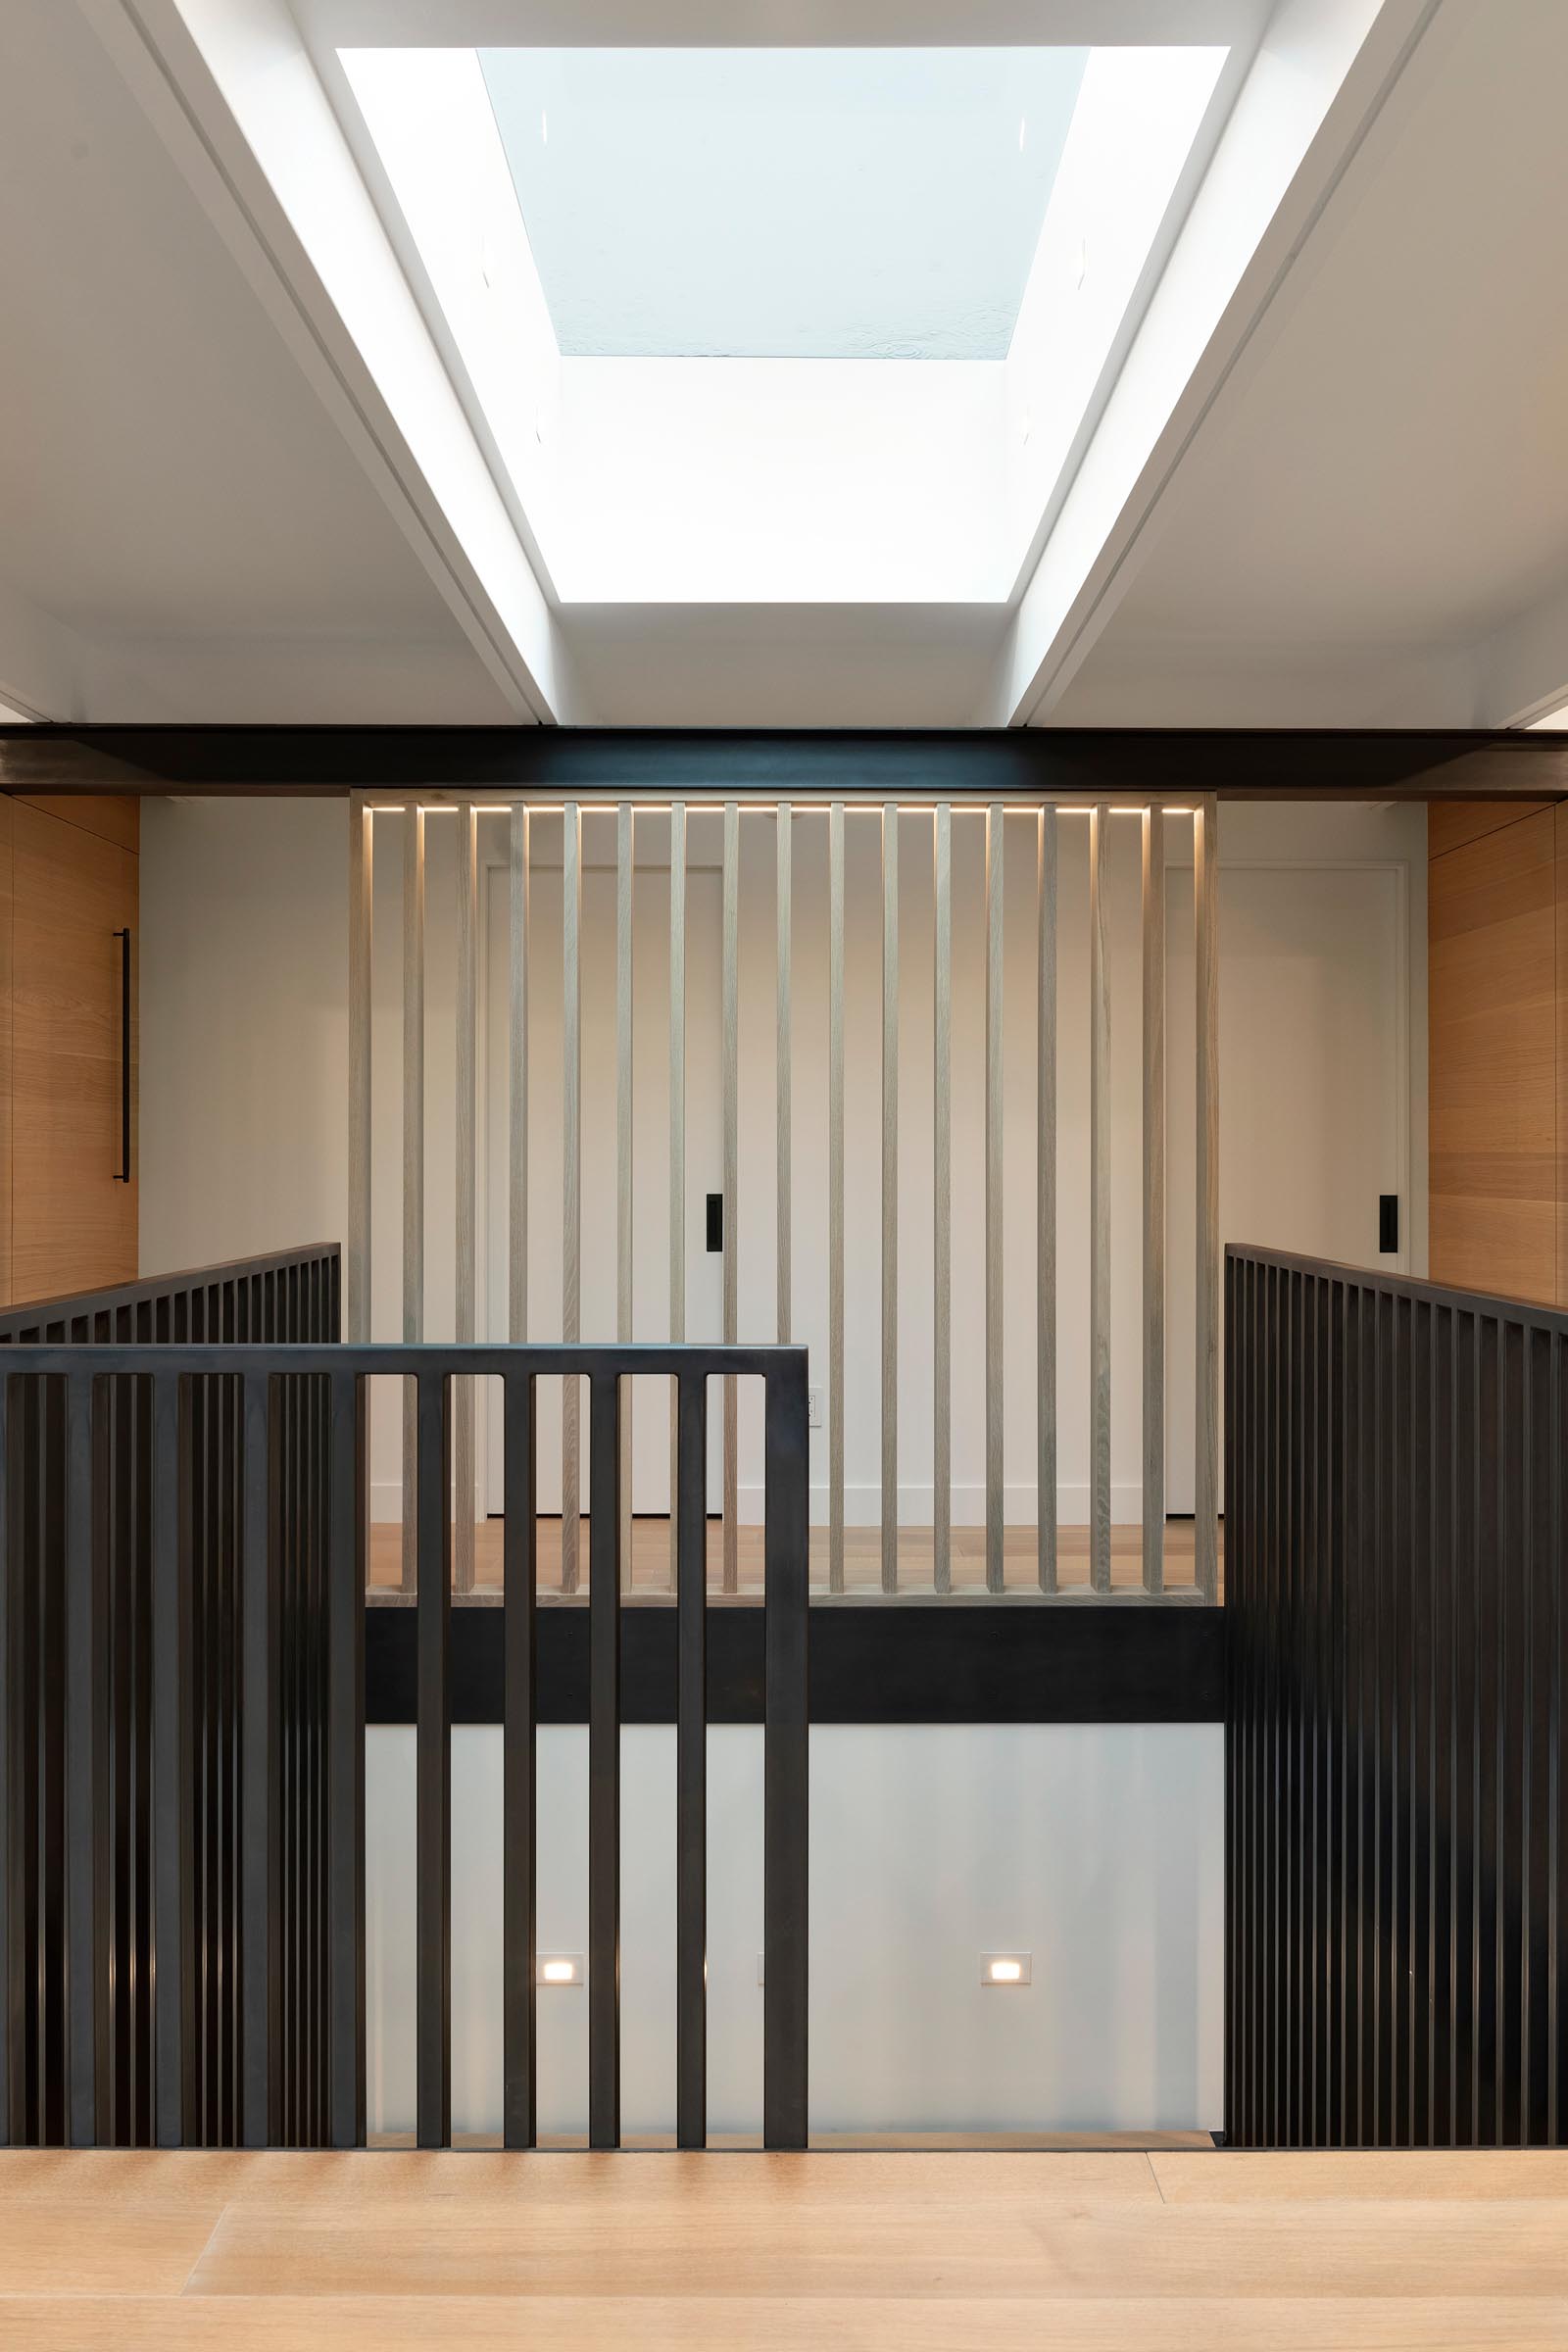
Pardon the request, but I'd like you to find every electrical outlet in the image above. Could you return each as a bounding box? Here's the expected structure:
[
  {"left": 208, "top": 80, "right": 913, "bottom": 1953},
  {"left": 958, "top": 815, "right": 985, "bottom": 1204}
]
[{"left": 808, "top": 1386, "right": 824, "bottom": 1431}]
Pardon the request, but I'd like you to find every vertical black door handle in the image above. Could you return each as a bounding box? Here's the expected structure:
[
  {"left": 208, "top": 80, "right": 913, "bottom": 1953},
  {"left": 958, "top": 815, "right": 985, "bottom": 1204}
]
[{"left": 114, "top": 927, "right": 131, "bottom": 1182}]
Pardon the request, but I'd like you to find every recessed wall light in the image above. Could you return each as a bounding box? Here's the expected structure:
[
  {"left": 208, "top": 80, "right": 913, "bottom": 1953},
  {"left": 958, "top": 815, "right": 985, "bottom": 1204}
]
[
  {"left": 538, "top": 1953, "right": 582, "bottom": 1986},
  {"left": 981, "top": 1951, "right": 1032, "bottom": 1986},
  {"left": 540, "top": 109, "right": 549, "bottom": 146},
  {"left": 1018, "top": 116, "right": 1028, "bottom": 153}
]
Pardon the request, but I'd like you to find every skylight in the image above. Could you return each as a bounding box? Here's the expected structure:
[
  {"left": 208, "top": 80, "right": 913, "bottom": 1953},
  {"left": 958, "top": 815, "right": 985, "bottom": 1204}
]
[
  {"left": 339, "top": 39, "right": 1231, "bottom": 605},
  {"left": 477, "top": 48, "right": 1089, "bottom": 362}
]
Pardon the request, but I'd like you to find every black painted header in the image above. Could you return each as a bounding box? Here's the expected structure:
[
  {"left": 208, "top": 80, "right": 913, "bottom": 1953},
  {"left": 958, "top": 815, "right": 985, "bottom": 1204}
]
[{"left": 2, "top": 722, "right": 1565, "bottom": 802}]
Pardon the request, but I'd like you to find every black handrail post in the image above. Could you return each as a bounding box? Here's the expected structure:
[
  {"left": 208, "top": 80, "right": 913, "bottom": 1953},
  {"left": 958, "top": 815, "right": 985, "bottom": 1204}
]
[
  {"left": 502, "top": 1369, "right": 537, "bottom": 2151},
  {"left": 327, "top": 1366, "right": 366, "bottom": 2148},
  {"left": 152, "top": 1369, "right": 193, "bottom": 2146},
  {"left": 674, "top": 1371, "right": 708, "bottom": 2151},
  {"left": 415, "top": 1371, "right": 451, "bottom": 2150},
  {"left": 587, "top": 1371, "right": 621, "bottom": 2151},
  {"left": 239, "top": 1372, "right": 275, "bottom": 2147},
  {"left": 762, "top": 1352, "right": 809, "bottom": 2152}
]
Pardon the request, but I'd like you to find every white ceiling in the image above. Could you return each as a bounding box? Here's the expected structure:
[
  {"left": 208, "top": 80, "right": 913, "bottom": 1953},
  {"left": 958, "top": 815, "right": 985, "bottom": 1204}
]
[
  {"left": 0, "top": 0, "right": 513, "bottom": 717},
  {"left": 0, "top": 0, "right": 1566, "bottom": 728},
  {"left": 1054, "top": 0, "right": 1568, "bottom": 724}
]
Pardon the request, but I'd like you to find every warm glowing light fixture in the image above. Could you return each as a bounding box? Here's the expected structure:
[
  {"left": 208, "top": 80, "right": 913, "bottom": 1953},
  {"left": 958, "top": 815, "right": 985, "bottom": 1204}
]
[
  {"left": 538, "top": 1954, "right": 583, "bottom": 1985},
  {"left": 982, "top": 1952, "right": 1032, "bottom": 1986}
]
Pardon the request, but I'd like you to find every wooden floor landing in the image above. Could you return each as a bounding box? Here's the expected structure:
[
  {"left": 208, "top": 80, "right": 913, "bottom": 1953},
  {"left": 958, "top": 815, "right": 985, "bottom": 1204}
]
[
  {"left": 368, "top": 1515, "right": 1222, "bottom": 1601},
  {"left": 1, "top": 2146, "right": 1566, "bottom": 2346}
]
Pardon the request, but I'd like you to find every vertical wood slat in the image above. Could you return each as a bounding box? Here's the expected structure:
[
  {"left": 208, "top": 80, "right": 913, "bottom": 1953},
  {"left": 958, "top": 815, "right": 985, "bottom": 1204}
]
[
  {"left": 675, "top": 1372, "right": 707, "bottom": 2149},
  {"left": 1196, "top": 795, "right": 1221, "bottom": 1602},
  {"left": 588, "top": 1373, "right": 620, "bottom": 2149},
  {"left": 668, "top": 806, "right": 686, "bottom": 1594},
  {"left": 933, "top": 806, "right": 953, "bottom": 1596},
  {"left": 416, "top": 1371, "right": 451, "bottom": 2148},
  {"left": 455, "top": 808, "right": 477, "bottom": 1599},
  {"left": 402, "top": 808, "right": 424, "bottom": 1596},
  {"left": 509, "top": 805, "right": 529, "bottom": 1348},
  {"left": 1089, "top": 805, "right": 1112, "bottom": 1592},
  {"left": 762, "top": 1354, "right": 809, "bottom": 2150},
  {"left": 985, "top": 805, "right": 1004, "bottom": 1593},
  {"left": 502, "top": 1371, "right": 536, "bottom": 2149},
  {"left": 828, "top": 803, "right": 846, "bottom": 1594},
  {"left": 616, "top": 806, "right": 635, "bottom": 1583},
  {"left": 1037, "top": 808, "right": 1057, "bottom": 1594},
  {"left": 1143, "top": 805, "right": 1166, "bottom": 1594},
  {"left": 347, "top": 800, "right": 372, "bottom": 1346},
  {"left": 562, "top": 806, "right": 582, "bottom": 1594},
  {"left": 776, "top": 806, "right": 792, "bottom": 1343},
  {"left": 721, "top": 803, "right": 739, "bottom": 1594},
  {"left": 881, "top": 805, "right": 899, "bottom": 1594}
]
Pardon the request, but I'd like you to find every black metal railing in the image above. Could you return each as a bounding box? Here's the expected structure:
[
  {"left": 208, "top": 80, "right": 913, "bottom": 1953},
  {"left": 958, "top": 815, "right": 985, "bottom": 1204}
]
[
  {"left": 0, "top": 1247, "right": 339, "bottom": 2147},
  {"left": 1225, "top": 1244, "right": 1567, "bottom": 2149},
  {"left": 0, "top": 1328, "right": 809, "bottom": 2152}
]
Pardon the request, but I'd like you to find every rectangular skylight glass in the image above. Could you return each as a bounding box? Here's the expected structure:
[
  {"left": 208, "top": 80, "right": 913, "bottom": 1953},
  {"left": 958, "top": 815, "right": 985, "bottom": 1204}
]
[{"left": 478, "top": 47, "right": 1090, "bottom": 361}]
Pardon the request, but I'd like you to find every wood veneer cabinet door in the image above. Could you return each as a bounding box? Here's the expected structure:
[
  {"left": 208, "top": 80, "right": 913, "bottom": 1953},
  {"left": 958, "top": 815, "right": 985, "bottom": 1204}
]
[{"left": 11, "top": 801, "right": 137, "bottom": 1299}]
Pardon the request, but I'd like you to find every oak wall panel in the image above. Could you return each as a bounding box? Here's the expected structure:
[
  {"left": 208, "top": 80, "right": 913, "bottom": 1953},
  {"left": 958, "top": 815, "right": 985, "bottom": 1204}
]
[
  {"left": 10, "top": 802, "right": 137, "bottom": 1300},
  {"left": 1429, "top": 805, "right": 1556, "bottom": 1301}
]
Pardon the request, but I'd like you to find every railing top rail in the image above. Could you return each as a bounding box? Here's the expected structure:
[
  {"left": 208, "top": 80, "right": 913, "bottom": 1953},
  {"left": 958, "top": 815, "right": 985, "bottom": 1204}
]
[
  {"left": 0, "top": 1341, "right": 807, "bottom": 1378},
  {"left": 0, "top": 1242, "right": 340, "bottom": 1329},
  {"left": 1226, "top": 1240, "right": 1568, "bottom": 1335}
]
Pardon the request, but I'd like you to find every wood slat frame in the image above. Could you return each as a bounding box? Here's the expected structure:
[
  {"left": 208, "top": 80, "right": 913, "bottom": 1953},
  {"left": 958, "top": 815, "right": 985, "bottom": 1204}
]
[
  {"left": 562, "top": 805, "right": 582, "bottom": 1594},
  {"left": 402, "top": 808, "right": 424, "bottom": 1596},
  {"left": 1089, "top": 804, "right": 1111, "bottom": 1592},
  {"left": 828, "top": 803, "right": 846, "bottom": 1594},
  {"left": 1196, "top": 795, "right": 1221, "bottom": 1602},
  {"left": 616, "top": 804, "right": 635, "bottom": 1583},
  {"left": 455, "top": 808, "right": 477, "bottom": 1598},
  {"left": 668, "top": 804, "right": 686, "bottom": 1594},
  {"left": 346, "top": 798, "right": 372, "bottom": 1346},
  {"left": 509, "top": 806, "right": 528, "bottom": 1348},
  {"left": 721, "top": 802, "right": 740, "bottom": 1594},
  {"left": 777, "top": 806, "right": 792, "bottom": 1344},
  {"left": 1037, "top": 807, "right": 1057, "bottom": 1593},
  {"left": 1142, "top": 805, "right": 1165, "bottom": 1595},
  {"left": 933, "top": 805, "right": 952, "bottom": 1595},
  {"left": 985, "top": 805, "right": 1004, "bottom": 1594},
  {"left": 881, "top": 804, "right": 899, "bottom": 1594}
]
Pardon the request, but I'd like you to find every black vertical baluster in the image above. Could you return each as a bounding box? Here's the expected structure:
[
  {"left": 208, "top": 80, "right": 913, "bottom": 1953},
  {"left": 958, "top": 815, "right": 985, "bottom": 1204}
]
[
  {"left": 0, "top": 1373, "right": 8, "bottom": 2144},
  {"left": 65, "top": 1374, "right": 100, "bottom": 2144},
  {"left": 502, "top": 1371, "right": 537, "bottom": 2152},
  {"left": 762, "top": 1354, "right": 809, "bottom": 2153},
  {"left": 327, "top": 1368, "right": 366, "bottom": 2147},
  {"left": 1525, "top": 1325, "right": 1551, "bottom": 2143},
  {"left": 416, "top": 1371, "right": 451, "bottom": 2150},
  {"left": 153, "top": 1372, "right": 193, "bottom": 2145},
  {"left": 240, "top": 1373, "right": 275, "bottom": 2147},
  {"left": 588, "top": 1373, "right": 620, "bottom": 2151},
  {"left": 676, "top": 1371, "right": 708, "bottom": 2151}
]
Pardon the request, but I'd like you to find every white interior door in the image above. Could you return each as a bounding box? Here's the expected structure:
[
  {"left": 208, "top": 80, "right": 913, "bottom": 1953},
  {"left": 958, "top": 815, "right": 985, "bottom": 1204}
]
[
  {"left": 1165, "top": 859, "right": 1406, "bottom": 1513},
  {"left": 484, "top": 842, "right": 723, "bottom": 1516}
]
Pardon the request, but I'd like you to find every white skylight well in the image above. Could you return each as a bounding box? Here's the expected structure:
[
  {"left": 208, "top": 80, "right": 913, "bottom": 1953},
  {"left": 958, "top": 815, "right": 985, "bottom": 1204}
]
[
  {"left": 477, "top": 47, "right": 1090, "bottom": 361},
  {"left": 339, "top": 38, "right": 1232, "bottom": 605}
]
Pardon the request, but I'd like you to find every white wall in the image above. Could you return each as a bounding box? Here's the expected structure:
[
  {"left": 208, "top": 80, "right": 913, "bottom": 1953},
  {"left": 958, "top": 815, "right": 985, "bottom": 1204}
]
[
  {"left": 139, "top": 794, "right": 1428, "bottom": 1525},
  {"left": 368, "top": 1723, "right": 1224, "bottom": 2138}
]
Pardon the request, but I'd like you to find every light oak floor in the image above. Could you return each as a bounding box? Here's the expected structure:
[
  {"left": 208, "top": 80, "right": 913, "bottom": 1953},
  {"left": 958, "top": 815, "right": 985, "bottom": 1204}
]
[
  {"left": 0, "top": 2147, "right": 1565, "bottom": 2346},
  {"left": 368, "top": 1517, "right": 1222, "bottom": 1602}
]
